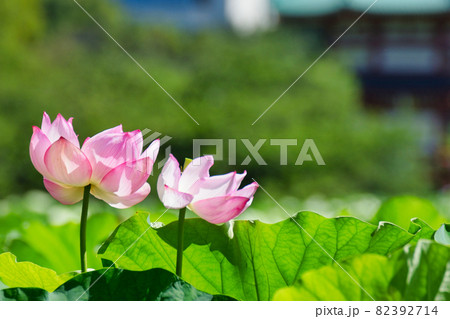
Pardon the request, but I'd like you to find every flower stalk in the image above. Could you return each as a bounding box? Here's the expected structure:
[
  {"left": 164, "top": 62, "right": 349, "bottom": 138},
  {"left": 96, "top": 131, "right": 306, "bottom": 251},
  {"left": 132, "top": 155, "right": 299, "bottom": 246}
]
[
  {"left": 176, "top": 207, "right": 186, "bottom": 277},
  {"left": 80, "top": 184, "right": 91, "bottom": 273}
]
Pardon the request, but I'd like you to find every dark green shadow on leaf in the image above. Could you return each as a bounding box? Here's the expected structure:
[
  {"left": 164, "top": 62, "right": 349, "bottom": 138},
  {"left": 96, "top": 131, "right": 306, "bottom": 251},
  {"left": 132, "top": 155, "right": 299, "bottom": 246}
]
[{"left": 0, "top": 268, "right": 235, "bottom": 301}]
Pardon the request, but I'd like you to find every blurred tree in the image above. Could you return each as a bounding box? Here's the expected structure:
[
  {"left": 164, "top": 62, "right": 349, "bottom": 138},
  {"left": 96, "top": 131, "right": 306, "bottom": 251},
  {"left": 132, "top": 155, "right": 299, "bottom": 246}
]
[
  {"left": 0, "top": 1, "right": 432, "bottom": 198},
  {"left": 0, "top": 0, "right": 45, "bottom": 50},
  {"left": 41, "top": 0, "right": 124, "bottom": 34}
]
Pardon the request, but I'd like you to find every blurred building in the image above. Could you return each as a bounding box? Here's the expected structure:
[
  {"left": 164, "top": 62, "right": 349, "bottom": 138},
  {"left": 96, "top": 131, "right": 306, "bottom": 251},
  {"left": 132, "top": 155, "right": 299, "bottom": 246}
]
[
  {"left": 273, "top": 0, "right": 450, "bottom": 132},
  {"left": 120, "top": 0, "right": 227, "bottom": 29},
  {"left": 273, "top": 0, "right": 450, "bottom": 187},
  {"left": 120, "top": 0, "right": 275, "bottom": 33}
]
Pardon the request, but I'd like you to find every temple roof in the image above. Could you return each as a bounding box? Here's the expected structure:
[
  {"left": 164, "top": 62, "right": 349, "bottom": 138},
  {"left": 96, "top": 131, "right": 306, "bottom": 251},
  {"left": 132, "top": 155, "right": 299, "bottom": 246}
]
[{"left": 272, "top": 0, "right": 450, "bottom": 16}]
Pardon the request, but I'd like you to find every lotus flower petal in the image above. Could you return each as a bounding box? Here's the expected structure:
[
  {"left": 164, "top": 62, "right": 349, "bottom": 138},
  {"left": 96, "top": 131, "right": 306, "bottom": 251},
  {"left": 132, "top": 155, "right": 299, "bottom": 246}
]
[
  {"left": 158, "top": 154, "right": 181, "bottom": 190},
  {"left": 98, "top": 157, "right": 153, "bottom": 196},
  {"left": 141, "top": 139, "right": 160, "bottom": 163},
  {"left": 43, "top": 178, "right": 84, "bottom": 205},
  {"left": 44, "top": 137, "right": 92, "bottom": 186},
  {"left": 30, "top": 126, "right": 52, "bottom": 177},
  {"left": 157, "top": 155, "right": 184, "bottom": 207},
  {"left": 81, "top": 128, "right": 141, "bottom": 183},
  {"left": 189, "top": 196, "right": 251, "bottom": 224},
  {"left": 178, "top": 155, "right": 214, "bottom": 193},
  {"left": 41, "top": 113, "right": 79, "bottom": 147},
  {"left": 232, "top": 181, "right": 259, "bottom": 198},
  {"left": 159, "top": 185, "right": 194, "bottom": 209},
  {"left": 192, "top": 171, "right": 245, "bottom": 201},
  {"left": 230, "top": 171, "right": 246, "bottom": 191},
  {"left": 41, "top": 112, "right": 52, "bottom": 133},
  {"left": 91, "top": 182, "right": 151, "bottom": 209}
]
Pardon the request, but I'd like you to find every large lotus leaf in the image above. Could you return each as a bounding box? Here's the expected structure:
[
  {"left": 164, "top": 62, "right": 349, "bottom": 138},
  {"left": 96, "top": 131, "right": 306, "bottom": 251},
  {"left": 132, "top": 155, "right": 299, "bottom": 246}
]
[
  {"left": 99, "top": 211, "right": 431, "bottom": 300},
  {"left": 273, "top": 240, "right": 450, "bottom": 301},
  {"left": 0, "top": 252, "right": 73, "bottom": 292}
]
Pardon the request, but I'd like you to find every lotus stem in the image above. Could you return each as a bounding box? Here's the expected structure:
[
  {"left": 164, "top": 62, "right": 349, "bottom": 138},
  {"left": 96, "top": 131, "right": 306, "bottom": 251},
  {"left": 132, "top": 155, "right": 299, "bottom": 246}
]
[
  {"left": 80, "top": 184, "right": 91, "bottom": 273},
  {"left": 176, "top": 207, "right": 186, "bottom": 277}
]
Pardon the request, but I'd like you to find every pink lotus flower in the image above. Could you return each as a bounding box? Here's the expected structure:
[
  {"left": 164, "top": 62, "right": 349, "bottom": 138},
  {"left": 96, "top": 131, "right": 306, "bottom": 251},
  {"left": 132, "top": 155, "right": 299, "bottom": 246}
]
[
  {"left": 157, "top": 155, "right": 258, "bottom": 224},
  {"left": 30, "top": 112, "right": 159, "bottom": 208}
]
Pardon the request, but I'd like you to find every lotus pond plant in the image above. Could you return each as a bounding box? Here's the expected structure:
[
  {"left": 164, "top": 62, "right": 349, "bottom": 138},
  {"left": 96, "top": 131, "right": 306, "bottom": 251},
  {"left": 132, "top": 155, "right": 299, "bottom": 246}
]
[{"left": 29, "top": 113, "right": 258, "bottom": 276}]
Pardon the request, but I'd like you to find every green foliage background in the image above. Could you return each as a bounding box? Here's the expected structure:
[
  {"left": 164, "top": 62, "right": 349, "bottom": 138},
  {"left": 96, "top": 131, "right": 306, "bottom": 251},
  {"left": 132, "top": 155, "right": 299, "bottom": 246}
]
[{"left": 0, "top": 0, "right": 432, "bottom": 198}]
